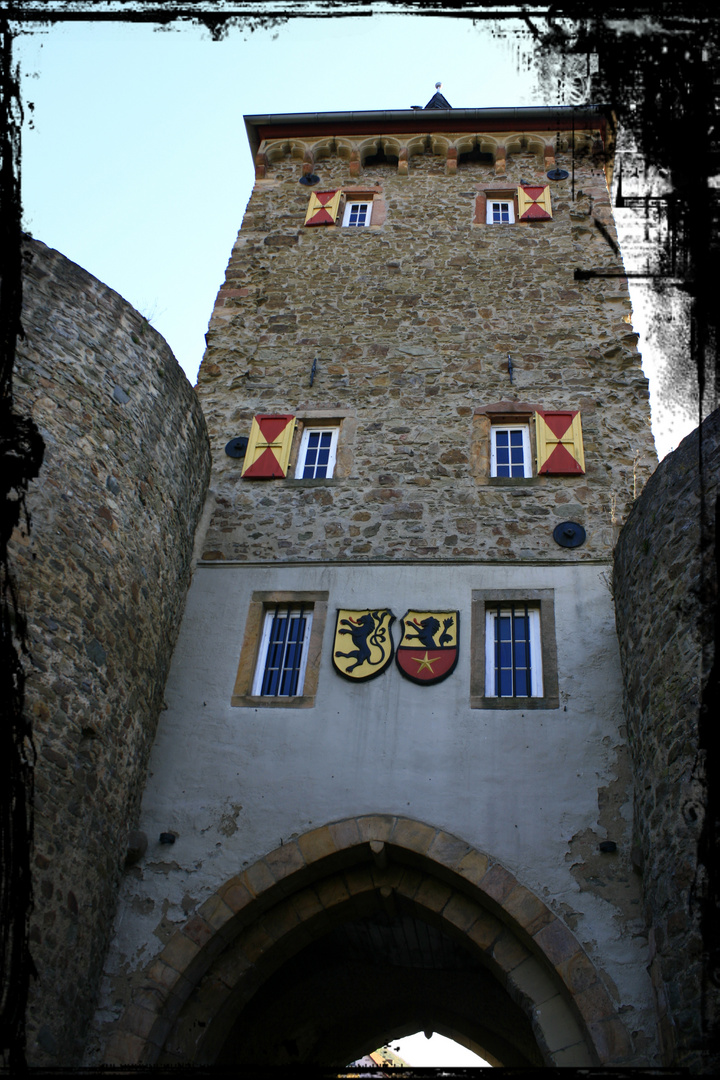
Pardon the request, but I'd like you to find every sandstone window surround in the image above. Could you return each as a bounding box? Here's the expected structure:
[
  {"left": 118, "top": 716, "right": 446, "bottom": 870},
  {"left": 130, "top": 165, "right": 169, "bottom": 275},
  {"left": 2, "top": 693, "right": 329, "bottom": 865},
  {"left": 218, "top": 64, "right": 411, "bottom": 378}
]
[
  {"left": 342, "top": 200, "right": 372, "bottom": 227},
  {"left": 472, "top": 402, "right": 541, "bottom": 486},
  {"left": 232, "top": 590, "right": 329, "bottom": 708},
  {"left": 470, "top": 589, "right": 559, "bottom": 710},
  {"left": 486, "top": 198, "right": 515, "bottom": 224},
  {"left": 287, "top": 410, "right": 357, "bottom": 484}
]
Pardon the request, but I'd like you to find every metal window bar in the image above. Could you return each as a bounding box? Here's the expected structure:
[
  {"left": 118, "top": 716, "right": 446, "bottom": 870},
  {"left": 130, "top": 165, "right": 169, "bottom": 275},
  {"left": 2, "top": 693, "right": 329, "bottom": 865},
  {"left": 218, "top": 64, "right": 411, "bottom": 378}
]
[{"left": 262, "top": 605, "right": 306, "bottom": 696}]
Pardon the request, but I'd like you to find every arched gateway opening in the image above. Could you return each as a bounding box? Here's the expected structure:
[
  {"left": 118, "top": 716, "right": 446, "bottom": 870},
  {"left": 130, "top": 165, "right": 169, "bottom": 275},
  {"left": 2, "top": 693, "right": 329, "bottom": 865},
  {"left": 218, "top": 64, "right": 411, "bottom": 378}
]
[{"left": 105, "top": 817, "right": 632, "bottom": 1068}]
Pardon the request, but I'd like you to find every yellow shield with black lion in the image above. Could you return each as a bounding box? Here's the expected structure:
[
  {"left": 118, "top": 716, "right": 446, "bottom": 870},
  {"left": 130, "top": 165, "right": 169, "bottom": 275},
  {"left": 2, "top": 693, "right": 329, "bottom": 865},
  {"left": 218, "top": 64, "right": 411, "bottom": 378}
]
[
  {"left": 332, "top": 609, "right": 395, "bottom": 682},
  {"left": 395, "top": 610, "right": 459, "bottom": 685}
]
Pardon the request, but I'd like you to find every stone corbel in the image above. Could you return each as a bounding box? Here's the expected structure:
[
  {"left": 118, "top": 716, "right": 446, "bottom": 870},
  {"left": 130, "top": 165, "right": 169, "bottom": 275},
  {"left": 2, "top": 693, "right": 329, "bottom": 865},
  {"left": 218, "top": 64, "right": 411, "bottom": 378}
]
[
  {"left": 494, "top": 145, "right": 507, "bottom": 174},
  {"left": 349, "top": 149, "right": 361, "bottom": 177},
  {"left": 302, "top": 149, "right": 315, "bottom": 177},
  {"left": 544, "top": 143, "right": 556, "bottom": 170},
  {"left": 446, "top": 146, "right": 458, "bottom": 176},
  {"left": 255, "top": 151, "right": 268, "bottom": 180}
]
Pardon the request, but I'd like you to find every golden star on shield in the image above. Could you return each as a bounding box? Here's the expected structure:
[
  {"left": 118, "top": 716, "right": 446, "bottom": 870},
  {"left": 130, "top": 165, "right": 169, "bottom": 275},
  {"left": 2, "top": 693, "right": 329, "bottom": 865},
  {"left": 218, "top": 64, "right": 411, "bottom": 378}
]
[{"left": 412, "top": 651, "right": 437, "bottom": 673}]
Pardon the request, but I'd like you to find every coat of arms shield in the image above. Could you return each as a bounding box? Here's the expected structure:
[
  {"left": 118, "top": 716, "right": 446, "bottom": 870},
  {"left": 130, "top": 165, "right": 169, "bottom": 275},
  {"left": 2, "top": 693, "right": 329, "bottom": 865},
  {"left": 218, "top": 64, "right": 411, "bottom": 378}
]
[
  {"left": 332, "top": 609, "right": 395, "bottom": 682},
  {"left": 395, "top": 610, "right": 459, "bottom": 685}
]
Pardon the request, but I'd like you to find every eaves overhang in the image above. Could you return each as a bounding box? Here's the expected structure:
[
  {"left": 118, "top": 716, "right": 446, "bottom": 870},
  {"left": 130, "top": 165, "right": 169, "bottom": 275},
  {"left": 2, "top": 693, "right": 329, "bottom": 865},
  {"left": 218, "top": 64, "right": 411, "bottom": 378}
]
[{"left": 243, "top": 105, "right": 612, "bottom": 162}]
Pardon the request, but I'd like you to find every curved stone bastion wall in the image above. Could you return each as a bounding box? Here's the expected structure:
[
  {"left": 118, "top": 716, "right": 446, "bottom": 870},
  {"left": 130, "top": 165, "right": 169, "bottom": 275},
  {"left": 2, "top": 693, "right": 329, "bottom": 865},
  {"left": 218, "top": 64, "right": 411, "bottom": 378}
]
[
  {"left": 614, "top": 408, "right": 719, "bottom": 1069},
  {"left": 9, "top": 238, "right": 211, "bottom": 1065}
]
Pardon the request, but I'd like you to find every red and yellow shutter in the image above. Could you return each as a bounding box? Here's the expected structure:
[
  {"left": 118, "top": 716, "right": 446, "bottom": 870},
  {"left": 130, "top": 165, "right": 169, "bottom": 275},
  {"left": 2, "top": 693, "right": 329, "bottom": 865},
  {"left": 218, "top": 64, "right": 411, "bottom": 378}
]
[
  {"left": 304, "top": 190, "right": 342, "bottom": 226},
  {"left": 241, "top": 415, "right": 295, "bottom": 479},
  {"left": 518, "top": 185, "right": 552, "bottom": 221},
  {"left": 535, "top": 411, "right": 585, "bottom": 474}
]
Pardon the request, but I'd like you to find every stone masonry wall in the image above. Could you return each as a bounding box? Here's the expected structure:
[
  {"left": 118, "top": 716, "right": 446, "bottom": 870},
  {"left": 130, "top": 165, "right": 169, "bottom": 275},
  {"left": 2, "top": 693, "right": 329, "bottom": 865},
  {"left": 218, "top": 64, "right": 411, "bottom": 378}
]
[
  {"left": 9, "top": 238, "right": 211, "bottom": 1065},
  {"left": 197, "top": 134, "right": 656, "bottom": 565},
  {"left": 614, "top": 408, "right": 719, "bottom": 1069}
]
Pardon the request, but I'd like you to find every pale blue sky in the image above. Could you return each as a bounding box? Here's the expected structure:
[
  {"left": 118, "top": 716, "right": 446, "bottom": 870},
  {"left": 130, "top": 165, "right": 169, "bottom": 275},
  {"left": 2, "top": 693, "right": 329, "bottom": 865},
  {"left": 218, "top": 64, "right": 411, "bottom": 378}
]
[{"left": 14, "top": 11, "right": 692, "bottom": 457}]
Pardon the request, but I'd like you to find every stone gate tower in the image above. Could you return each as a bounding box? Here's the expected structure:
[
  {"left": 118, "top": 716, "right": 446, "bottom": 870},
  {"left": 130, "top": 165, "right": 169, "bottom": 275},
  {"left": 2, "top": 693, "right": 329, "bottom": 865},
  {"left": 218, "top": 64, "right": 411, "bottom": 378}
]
[{"left": 93, "top": 105, "right": 660, "bottom": 1067}]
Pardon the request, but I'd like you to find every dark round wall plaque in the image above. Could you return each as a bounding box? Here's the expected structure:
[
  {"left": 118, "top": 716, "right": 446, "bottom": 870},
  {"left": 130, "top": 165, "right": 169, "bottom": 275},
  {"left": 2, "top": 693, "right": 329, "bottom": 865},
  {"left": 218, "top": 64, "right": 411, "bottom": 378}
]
[
  {"left": 553, "top": 521, "right": 586, "bottom": 548},
  {"left": 547, "top": 168, "right": 569, "bottom": 181},
  {"left": 299, "top": 173, "right": 320, "bottom": 185},
  {"left": 225, "top": 436, "right": 248, "bottom": 459}
]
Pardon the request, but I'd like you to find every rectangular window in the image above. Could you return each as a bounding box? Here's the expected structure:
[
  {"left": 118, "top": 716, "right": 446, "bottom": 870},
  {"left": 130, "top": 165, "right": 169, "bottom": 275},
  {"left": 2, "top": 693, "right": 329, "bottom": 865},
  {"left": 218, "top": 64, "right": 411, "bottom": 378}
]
[
  {"left": 252, "top": 606, "right": 313, "bottom": 696},
  {"left": 485, "top": 605, "right": 543, "bottom": 698},
  {"left": 491, "top": 425, "right": 531, "bottom": 477},
  {"left": 232, "top": 590, "right": 329, "bottom": 708},
  {"left": 295, "top": 427, "right": 339, "bottom": 479},
  {"left": 342, "top": 201, "right": 372, "bottom": 227},
  {"left": 470, "top": 589, "right": 559, "bottom": 710},
  {"left": 487, "top": 200, "right": 514, "bottom": 224}
]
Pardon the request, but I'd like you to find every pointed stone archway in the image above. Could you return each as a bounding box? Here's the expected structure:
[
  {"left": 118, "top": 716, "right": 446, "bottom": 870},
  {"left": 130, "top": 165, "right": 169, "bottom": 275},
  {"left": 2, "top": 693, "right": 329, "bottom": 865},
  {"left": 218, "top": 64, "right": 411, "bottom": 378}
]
[{"left": 103, "top": 815, "right": 633, "bottom": 1067}]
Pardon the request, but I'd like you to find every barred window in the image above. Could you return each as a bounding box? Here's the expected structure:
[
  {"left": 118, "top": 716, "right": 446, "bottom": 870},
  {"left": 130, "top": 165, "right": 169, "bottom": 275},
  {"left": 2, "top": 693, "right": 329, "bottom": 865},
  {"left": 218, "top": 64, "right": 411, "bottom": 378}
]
[
  {"left": 252, "top": 607, "right": 313, "bottom": 697},
  {"left": 485, "top": 605, "right": 543, "bottom": 698}
]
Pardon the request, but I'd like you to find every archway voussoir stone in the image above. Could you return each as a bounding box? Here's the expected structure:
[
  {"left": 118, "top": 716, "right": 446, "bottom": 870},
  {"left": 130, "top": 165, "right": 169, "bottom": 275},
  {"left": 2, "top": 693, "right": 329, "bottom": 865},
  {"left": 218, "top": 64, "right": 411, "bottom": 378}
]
[
  {"left": 315, "top": 875, "right": 351, "bottom": 911},
  {"left": 217, "top": 876, "right": 253, "bottom": 915},
  {"left": 328, "top": 817, "right": 362, "bottom": 851},
  {"left": 122, "top": 1003, "right": 157, "bottom": 1042},
  {"left": 491, "top": 927, "right": 531, "bottom": 975},
  {"left": 466, "top": 909, "right": 504, "bottom": 952},
  {"left": 289, "top": 885, "right": 324, "bottom": 923},
  {"left": 356, "top": 814, "right": 397, "bottom": 843},
  {"left": 574, "top": 980, "right": 618, "bottom": 1023},
  {"left": 258, "top": 900, "right": 301, "bottom": 944},
  {"left": 145, "top": 958, "right": 188, "bottom": 999},
  {"left": 442, "top": 891, "right": 480, "bottom": 933},
  {"left": 479, "top": 862, "right": 519, "bottom": 905},
  {"left": 297, "top": 826, "right": 337, "bottom": 864},
  {"left": 159, "top": 931, "right": 201, "bottom": 975},
  {"left": 240, "top": 921, "right": 275, "bottom": 964},
  {"left": 502, "top": 884, "right": 556, "bottom": 937},
  {"left": 389, "top": 816, "right": 437, "bottom": 853},
  {"left": 197, "top": 894, "right": 236, "bottom": 937},
  {"left": 242, "top": 859, "right": 276, "bottom": 899},
  {"left": 414, "top": 876, "right": 453, "bottom": 913},
  {"left": 263, "top": 839, "right": 307, "bottom": 882},
  {"left": 343, "top": 865, "right": 376, "bottom": 896},
  {"left": 427, "top": 830, "right": 474, "bottom": 870},
  {"left": 552, "top": 1041, "right": 595, "bottom": 1067},
  {"left": 395, "top": 865, "right": 424, "bottom": 899},
  {"left": 534, "top": 993, "right": 585, "bottom": 1054},
  {"left": 509, "top": 956, "right": 558, "bottom": 1007},
  {"left": 532, "top": 918, "right": 580, "bottom": 967},
  {"left": 456, "top": 849, "right": 490, "bottom": 886},
  {"left": 183, "top": 914, "right": 214, "bottom": 950},
  {"left": 555, "top": 950, "right": 601, "bottom": 997}
]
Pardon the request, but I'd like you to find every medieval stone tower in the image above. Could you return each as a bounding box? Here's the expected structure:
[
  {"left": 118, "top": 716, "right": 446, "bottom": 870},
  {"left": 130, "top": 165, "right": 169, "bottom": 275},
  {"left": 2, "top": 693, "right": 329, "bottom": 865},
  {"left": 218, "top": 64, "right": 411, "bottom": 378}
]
[{"left": 39, "top": 101, "right": 671, "bottom": 1066}]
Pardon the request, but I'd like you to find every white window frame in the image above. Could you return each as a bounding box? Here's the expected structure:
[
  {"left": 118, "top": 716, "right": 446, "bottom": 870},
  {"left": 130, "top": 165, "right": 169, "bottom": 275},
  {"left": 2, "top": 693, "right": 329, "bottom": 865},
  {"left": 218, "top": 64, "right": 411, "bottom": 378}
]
[
  {"left": 490, "top": 424, "right": 532, "bottom": 478},
  {"left": 486, "top": 199, "right": 515, "bottom": 224},
  {"left": 295, "top": 427, "right": 339, "bottom": 479},
  {"left": 485, "top": 606, "right": 543, "bottom": 698},
  {"left": 342, "top": 200, "right": 373, "bottom": 227},
  {"left": 252, "top": 607, "right": 314, "bottom": 697}
]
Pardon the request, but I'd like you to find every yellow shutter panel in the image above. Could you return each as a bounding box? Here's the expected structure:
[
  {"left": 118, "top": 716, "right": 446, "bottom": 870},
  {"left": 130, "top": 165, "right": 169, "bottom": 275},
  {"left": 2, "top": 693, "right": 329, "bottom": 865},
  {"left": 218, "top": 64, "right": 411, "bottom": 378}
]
[
  {"left": 304, "top": 190, "right": 342, "bottom": 226},
  {"left": 518, "top": 185, "right": 552, "bottom": 220},
  {"left": 535, "top": 411, "right": 585, "bottom": 474},
  {"left": 241, "top": 415, "right": 295, "bottom": 479}
]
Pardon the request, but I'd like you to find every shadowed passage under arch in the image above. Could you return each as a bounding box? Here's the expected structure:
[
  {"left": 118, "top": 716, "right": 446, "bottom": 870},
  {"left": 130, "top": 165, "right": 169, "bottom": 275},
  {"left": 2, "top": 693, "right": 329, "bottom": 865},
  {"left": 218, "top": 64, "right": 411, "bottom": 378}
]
[{"left": 104, "top": 816, "right": 633, "bottom": 1068}]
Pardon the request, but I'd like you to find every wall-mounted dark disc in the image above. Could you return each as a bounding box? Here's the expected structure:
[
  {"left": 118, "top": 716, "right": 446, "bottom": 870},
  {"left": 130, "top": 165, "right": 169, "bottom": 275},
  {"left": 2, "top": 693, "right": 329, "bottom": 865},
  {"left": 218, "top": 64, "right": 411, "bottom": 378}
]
[
  {"left": 547, "top": 168, "right": 569, "bottom": 181},
  {"left": 225, "top": 436, "right": 248, "bottom": 459},
  {"left": 299, "top": 173, "right": 320, "bottom": 185},
  {"left": 553, "top": 521, "right": 586, "bottom": 547}
]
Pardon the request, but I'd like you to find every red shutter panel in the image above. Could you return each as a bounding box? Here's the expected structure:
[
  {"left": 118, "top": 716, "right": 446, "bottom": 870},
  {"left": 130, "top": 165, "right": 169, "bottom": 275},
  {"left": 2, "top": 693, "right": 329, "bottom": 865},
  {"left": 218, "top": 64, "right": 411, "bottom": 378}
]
[
  {"left": 304, "top": 191, "right": 341, "bottom": 226},
  {"left": 241, "top": 415, "right": 295, "bottom": 479},
  {"left": 518, "top": 185, "right": 552, "bottom": 221},
  {"left": 535, "top": 411, "right": 585, "bottom": 474}
]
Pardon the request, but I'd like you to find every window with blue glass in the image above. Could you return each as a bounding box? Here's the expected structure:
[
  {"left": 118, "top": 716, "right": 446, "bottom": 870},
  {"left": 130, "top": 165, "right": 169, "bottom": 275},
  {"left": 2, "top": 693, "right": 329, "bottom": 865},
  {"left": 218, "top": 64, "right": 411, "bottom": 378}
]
[
  {"left": 486, "top": 199, "right": 514, "bottom": 224},
  {"left": 342, "top": 201, "right": 372, "bottom": 227},
  {"left": 485, "top": 605, "right": 543, "bottom": 698},
  {"left": 491, "top": 425, "right": 531, "bottom": 477},
  {"left": 296, "top": 427, "right": 339, "bottom": 479},
  {"left": 252, "top": 607, "right": 313, "bottom": 697}
]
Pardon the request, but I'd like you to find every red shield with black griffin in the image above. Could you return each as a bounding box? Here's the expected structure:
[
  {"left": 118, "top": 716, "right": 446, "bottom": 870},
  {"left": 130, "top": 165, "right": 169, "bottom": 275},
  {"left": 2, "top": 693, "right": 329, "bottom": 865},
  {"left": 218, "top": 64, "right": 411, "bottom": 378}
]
[{"left": 395, "top": 610, "right": 459, "bottom": 685}]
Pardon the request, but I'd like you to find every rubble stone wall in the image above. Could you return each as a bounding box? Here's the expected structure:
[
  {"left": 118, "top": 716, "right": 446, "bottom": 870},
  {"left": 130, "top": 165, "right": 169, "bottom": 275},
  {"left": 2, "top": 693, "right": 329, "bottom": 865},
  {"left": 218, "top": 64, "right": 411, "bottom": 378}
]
[
  {"left": 10, "top": 238, "right": 211, "bottom": 1065},
  {"left": 198, "top": 134, "right": 656, "bottom": 565},
  {"left": 614, "top": 408, "right": 719, "bottom": 1068}
]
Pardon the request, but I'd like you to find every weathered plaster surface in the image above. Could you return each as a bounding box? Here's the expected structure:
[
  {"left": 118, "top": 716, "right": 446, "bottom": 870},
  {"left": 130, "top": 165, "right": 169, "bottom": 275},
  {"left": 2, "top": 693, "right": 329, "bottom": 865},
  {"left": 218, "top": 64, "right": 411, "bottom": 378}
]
[{"left": 89, "top": 560, "right": 654, "bottom": 1057}]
